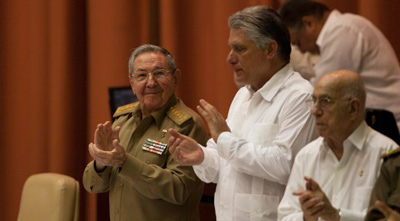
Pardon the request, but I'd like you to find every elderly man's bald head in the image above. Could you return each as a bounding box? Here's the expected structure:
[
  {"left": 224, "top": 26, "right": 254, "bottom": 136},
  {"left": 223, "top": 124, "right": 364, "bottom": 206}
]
[
  {"left": 316, "top": 70, "right": 366, "bottom": 109},
  {"left": 312, "top": 70, "right": 366, "bottom": 141}
]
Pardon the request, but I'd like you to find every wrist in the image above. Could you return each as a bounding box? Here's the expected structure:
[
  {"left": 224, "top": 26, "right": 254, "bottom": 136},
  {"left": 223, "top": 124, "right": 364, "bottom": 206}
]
[
  {"left": 336, "top": 208, "right": 341, "bottom": 221},
  {"left": 94, "top": 160, "right": 107, "bottom": 173}
]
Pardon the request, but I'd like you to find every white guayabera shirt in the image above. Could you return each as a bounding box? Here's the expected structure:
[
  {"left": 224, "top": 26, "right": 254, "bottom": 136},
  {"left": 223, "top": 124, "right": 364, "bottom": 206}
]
[
  {"left": 194, "top": 64, "right": 316, "bottom": 221},
  {"left": 278, "top": 121, "right": 398, "bottom": 221}
]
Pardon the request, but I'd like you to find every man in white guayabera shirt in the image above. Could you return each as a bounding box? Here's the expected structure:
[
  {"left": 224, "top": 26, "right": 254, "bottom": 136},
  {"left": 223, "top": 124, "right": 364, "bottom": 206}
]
[
  {"left": 167, "top": 6, "right": 316, "bottom": 221},
  {"left": 278, "top": 70, "right": 398, "bottom": 221},
  {"left": 280, "top": 1, "right": 400, "bottom": 131}
]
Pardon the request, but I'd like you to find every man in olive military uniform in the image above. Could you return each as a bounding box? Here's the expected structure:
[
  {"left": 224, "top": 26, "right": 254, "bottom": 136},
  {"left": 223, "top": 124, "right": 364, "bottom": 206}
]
[
  {"left": 365, "top": 147, "right": 400, "bottom": 220},
  {"left": 83, "top": 44, "right": 208, "bottom": 221}
]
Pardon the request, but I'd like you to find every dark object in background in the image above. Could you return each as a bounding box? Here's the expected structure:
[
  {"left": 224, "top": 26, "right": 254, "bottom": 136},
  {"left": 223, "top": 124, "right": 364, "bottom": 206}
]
[
  {"left": 365, "top": 108, "right": 400, "bottom": 145},
  {"left": 108, "top": 86, "right": 137, "bottom": 119}
]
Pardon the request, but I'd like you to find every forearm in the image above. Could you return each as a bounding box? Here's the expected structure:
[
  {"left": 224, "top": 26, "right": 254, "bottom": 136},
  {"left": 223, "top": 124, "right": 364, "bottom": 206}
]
[{"left": 82, "top": 161, "right": 111, "bottom": 193}]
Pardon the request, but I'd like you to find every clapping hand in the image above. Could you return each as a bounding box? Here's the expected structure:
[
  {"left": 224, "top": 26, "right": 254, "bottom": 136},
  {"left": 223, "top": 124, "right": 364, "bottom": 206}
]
[{"left": 88, "top": 121, "right": 126, "bottom": 171}]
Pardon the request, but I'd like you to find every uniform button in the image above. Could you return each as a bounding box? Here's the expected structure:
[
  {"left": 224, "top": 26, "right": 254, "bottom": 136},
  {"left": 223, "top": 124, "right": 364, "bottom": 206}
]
[{"left": 146, "top": 160, "right": 150, "bottom": 164}]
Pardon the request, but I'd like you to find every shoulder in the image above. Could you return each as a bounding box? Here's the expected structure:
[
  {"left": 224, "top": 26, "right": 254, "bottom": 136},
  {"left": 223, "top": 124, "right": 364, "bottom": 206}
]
[
  {"left": 297, "top": 137, "right": 323, "bottom": 156},
  {"left": 285, "top": 71, "right": 313, "bottom": 94},
  {"left": 382, "top": 147, "right": 400, "bottom": 162},
  {"left": 113, "top": 102, "right": 139, "bottom": 118},
  {"left": 167, "top": 99, "right": 200, "bottom": 127},
  {"left": 367, "top": 128, "right": 398, "bottom": 150}
]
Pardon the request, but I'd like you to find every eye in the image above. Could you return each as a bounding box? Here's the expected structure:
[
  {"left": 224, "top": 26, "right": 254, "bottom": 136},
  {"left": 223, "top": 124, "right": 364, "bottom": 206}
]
[
  {"left": 152, "top": 69, "right": 168, "bottom": 79},
  {"left": 319, "top": 98, "right": 331, "bottom": 107},
  {"left": 135, "top": 72, "right": 148, "bottom": 81},
  {"left": 233, "top": 45, "right": 246, "bottom": 53}
]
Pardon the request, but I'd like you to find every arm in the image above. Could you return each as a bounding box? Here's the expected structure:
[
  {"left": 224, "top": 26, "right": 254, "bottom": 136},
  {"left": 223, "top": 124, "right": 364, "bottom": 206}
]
[
  {"left": 82, "top": 121, "right": 126, "bottom": 193},
  {"left": 365, "top": 161, "right": 392, "bottom": 220},
  {"left": 278, "top": 152, "right": 307, "bottom": 221},
  {"left": 216, "top": 92, "right": 314, "bottom": 184},
  {"left": 313, "top": 25, "right": 364, "bottom": 84},
  {"left": 168, "top": 128, "right": 221, "bottom": 184}
]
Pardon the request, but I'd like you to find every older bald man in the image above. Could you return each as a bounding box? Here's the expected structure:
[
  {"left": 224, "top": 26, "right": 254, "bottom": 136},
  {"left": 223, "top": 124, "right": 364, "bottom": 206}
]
[{"left": 278, "top": 70, "right": 398, "bottom": 221}]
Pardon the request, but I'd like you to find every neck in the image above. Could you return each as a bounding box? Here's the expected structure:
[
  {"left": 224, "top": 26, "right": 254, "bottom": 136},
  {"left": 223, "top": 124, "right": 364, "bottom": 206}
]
[
  {"left": 252, "top": 61, "right": 288, "bottom": 91},
  {"left": 326, "top": 138, "right": 344, "bottom": 160}
]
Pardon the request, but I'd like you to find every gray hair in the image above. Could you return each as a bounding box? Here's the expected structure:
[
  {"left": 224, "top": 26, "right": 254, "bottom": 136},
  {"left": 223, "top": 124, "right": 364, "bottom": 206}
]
[
  {"left": 128, "top": 44, "right": 177, "bottom": 79},
  {"left": 228, "top": 6, "right": 291, "bottom": 62}
]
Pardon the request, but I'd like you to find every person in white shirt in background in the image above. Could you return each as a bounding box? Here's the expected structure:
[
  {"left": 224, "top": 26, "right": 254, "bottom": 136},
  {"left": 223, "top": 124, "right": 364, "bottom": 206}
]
[
  {"left": 280, "top": 1, "right": 400, "bottom": 131},
  {"left": 279, "top": 0, "right": 320, "bottom": 81},
  {"left": 167, "top": 6, "right": 316, "bottom": 221},
  {"left": 278, "top": 70, "right": 398, "bottom": 221},
  {"left": 290, "top": 45, "right": 319, "bottom": 81}
]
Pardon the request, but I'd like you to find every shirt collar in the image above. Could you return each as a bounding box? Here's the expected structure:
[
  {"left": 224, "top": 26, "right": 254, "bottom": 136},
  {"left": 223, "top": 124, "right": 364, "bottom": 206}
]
[
  {"left": 316, "top": 9, "right": 342, "bottom": 48},
  {"left": 345, "top": 121, "right": 370, "bottom": 151},
  {"left": 247, "top": 64, "right": 293, "bottom": 102},
  {"left": 139, "top": 95, "right": 178, "bottom": 129}
]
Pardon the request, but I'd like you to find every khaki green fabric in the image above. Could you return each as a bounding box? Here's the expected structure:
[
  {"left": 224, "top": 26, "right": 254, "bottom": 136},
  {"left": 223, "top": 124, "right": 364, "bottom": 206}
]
[
  {"left": 83, "top": 95, "right": 208, "bottom": 221},
  {"left": 365, "top": 147, "right": 400, "bottom": 221}
]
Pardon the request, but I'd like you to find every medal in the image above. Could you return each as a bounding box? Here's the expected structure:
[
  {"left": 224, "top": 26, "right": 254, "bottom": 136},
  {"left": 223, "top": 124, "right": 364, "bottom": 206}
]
[{"left": 142, "top": 138, "right": 168, "bottom": 155}]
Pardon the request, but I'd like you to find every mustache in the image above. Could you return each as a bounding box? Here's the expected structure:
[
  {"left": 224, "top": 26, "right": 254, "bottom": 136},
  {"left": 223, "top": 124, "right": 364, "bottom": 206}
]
[{"left": 143, "top": 88, "right": 162, "bottom": 94}]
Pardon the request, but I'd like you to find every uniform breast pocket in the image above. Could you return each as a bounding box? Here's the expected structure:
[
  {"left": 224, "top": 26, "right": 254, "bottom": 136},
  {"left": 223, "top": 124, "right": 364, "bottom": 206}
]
[
  {"left": 247, "top": 123, "right": 279, "bottom": 145},
  {"left": 140, "top": 148, "right": 169, "bottom": 167}
]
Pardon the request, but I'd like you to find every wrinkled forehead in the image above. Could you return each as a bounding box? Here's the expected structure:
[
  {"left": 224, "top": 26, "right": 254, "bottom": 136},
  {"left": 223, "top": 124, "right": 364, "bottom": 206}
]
[
  {"left": 133, "top": 52, "right": 168, "bottom": 71},
  {"left": 313, "top": 76, "right": 343, "bottom": 99}
]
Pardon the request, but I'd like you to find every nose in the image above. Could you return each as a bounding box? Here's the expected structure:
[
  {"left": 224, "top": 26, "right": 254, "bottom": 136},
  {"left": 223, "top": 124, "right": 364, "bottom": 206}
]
[
  {"left": 226, "top": 50, "right": 237, "bottom": 65},
  {"left": 145, "top": 74, "right": 157, "bottom": 87},
  {"left": 311, "top": 105, "right": 322, "bottom": 117}
]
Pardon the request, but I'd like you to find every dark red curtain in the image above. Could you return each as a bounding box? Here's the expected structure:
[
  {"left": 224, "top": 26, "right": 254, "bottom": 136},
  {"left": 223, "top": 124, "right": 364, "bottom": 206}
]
[{"left": 1, "top": 0, "right": 399, "bottom": 220}]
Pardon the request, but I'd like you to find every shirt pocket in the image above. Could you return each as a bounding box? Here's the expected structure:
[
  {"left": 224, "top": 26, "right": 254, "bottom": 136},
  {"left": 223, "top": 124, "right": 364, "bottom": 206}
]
[
  {"left": 353, "top": 186, "right": 373, "bottom": 211},
  {"left": 247, "top": 123, "right": 279, "bottom": 145},
  {"left": 234, "top": 193, "right": 279, "bottom": 221}
]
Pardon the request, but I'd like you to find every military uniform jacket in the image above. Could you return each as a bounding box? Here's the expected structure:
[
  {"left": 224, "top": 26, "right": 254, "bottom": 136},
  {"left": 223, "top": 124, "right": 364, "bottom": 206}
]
[
  {"left": 83, "top": 95, "right": 208, "bottom": 221},
  {"left": 365, "top": 147, "right": 400, "bottom": 220}
]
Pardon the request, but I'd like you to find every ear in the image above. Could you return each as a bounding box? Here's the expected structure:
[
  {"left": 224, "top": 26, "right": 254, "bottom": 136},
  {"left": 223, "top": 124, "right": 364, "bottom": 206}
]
[
  {"left": 129, "top": 79, "right": 136, "bottom": 95},
  {"left": 266, "top": 41, "right": 278, "bottom": 59},
  {"left": 349, "top": 98, "right": 361, "bottom": 120},
  {"left": 173, "top": 69, "right": 181, "bottom": 86}
]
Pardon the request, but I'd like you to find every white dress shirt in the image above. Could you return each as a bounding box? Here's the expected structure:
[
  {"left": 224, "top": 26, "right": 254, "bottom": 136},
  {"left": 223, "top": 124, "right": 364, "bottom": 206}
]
[
  {"left": 278, "top": 121, "right": 398, "bottom": 221},
  {"left": 313, "top": 10, "right": 400, "bottom": 130},
  {"left": 194, "top": 64, "right": 316, "bottom": 221},
  {"left": 290, "top": 45, "right": 319, "bottom": 81}
]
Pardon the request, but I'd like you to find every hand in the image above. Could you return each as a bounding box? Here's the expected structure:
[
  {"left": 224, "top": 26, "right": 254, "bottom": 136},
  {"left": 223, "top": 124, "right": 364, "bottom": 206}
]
[
  {"left": 197, "top": 99, "right": 230, "bottom": 142},
  {"left": 94, "top": 121, "right": 120, "bottom": 151},
  {"left": 89, "top": 140, "right": 126, "bottom": 169},
  {"left": 168, "top": 128, "right": 204, "bottom": 165},
  {"left": 293, "top": 177, "right": 340, "bottom": 221},
  {"left": 89, "top": 121, "right": 125, "bottom": 170},
  {"left": 376, "top": 200, "right": 400, "bottom": 221}
]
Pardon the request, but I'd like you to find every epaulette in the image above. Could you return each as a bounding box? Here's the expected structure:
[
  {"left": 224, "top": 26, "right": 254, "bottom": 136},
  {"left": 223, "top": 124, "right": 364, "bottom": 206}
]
[
  {"left": 382, "top": 147, "right": 400, "bottom": 161},
  {"left": 113, "top": 102, "right": 139, "bottom": 118},
  {"left": 167, "top": 106, "right": 192, "bottom": 126}
]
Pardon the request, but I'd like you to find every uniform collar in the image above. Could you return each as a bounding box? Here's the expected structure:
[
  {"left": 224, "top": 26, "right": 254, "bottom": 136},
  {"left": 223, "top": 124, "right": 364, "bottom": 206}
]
[{"left": 139, "top": 95, "right": 178, "bottom": 129}]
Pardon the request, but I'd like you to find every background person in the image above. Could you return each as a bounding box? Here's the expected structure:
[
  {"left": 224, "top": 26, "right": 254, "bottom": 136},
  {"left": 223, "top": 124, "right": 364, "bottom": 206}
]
[
  {"left": 365, "top": 147, "right": 400, "bottom": 220},
  {"left": 280, "top": 1, "right": 400, "bottom": 131},
  {"left": 278, "top": 70, "right": 398, "bottom": 221}
]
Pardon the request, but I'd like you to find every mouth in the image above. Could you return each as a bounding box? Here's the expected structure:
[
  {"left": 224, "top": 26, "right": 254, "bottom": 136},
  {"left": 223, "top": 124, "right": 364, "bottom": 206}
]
[{"left": 144, "top": 90, "right": 162, "bottom": 95}]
